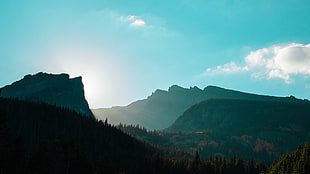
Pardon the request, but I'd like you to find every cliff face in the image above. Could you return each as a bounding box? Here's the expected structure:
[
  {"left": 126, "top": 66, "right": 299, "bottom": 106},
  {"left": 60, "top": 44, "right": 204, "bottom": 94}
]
[{"left": 0, "top": 72, "right": 94, "bottom": 119}]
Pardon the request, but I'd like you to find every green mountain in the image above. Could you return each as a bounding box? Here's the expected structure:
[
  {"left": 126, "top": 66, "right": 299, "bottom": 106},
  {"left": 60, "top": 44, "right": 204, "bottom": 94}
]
[
  {"left": 167, "top": 98, "right": 310, "bottom": 132},
  {"left": 164, "top": 98, "right": 310, "bottom": 163},
  {"left": 93, "top": 85, "right": 305, "bottom": 130}
]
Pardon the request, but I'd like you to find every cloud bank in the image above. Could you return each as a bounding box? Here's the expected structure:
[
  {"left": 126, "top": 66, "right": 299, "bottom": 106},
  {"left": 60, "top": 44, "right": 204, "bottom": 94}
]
[{"left": 204, "top": 43, "right": 310, "bottom": 83}]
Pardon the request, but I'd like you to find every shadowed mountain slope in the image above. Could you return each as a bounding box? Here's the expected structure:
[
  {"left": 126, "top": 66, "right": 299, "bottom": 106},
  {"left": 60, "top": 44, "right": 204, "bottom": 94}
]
[
  {"left": 167, "top": 98, "right": 310, "bottom": 133},
  {"left": 164, "top": 98, "right": 310, "bottom": 162}
]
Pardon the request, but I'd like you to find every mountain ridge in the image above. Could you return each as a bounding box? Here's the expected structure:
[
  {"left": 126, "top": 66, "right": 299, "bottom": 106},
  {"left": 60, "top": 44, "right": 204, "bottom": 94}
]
[{"left": 92, "top": 85, "right": 308, "bottom": 130}]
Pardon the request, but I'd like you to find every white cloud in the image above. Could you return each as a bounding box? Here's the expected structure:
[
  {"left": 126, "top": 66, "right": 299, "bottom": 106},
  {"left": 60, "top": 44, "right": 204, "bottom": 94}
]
[
  {"left": 245, "top": 43, "right": 310, "bottom": 83},
  {"left": 130, "top": 19, "right": 146, "bottom": 26},
  {"left": 88, "top": 9, "right": 179, "bottom": 39},
  {"left": 203, "top": 43, "right": 310, "bottom": 84},
  {"left": 203, "top": 62, "right": 248, "bottom": 75}
]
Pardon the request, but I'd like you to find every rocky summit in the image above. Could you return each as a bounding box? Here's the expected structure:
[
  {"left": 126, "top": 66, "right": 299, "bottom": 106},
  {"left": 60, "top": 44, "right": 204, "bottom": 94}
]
[{"left": 0, "top": 72, "right": 94, "bottom": 119}]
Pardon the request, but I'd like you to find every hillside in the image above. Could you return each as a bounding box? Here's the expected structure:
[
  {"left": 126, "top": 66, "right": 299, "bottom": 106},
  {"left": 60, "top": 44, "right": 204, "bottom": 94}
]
[
  {"left": 0, "top": 72, "right": 94, "bottom": 118},
  {"left": 163, "top": 98, "right": 310, "bottom": 163},
  {"left": 167, "top": 98, "right": 310, "bottom": 133},
  {"left": 0, "top": 97, "right": 269, "bottom": 174},
  {"left": 268, "top": 142, "right": 309, "bottom": 174},
  {"left": 0, "top": 97, "right": 155, "bottom": 173}
]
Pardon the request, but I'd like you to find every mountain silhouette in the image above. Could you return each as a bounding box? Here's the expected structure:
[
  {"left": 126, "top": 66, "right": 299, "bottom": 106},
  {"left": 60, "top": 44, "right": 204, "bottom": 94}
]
[
  {"left": 93, "top": 85, "right": 306, "bottom": 130},
  {"left": 0, "top": 72, "right": 94, "bottom": 119}
]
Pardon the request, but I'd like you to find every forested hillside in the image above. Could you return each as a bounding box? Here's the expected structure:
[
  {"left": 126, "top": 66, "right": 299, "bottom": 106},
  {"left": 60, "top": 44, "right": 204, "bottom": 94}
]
[
  {"left": 0, "top": 97, "right": 154, "bottom": 173},
  {"left": 167, "top": 98, "right": 310, "bottom": 163},
  {"left": 268, "top": 143, "right": 309, "bottom": 174},
  {"left": 168, "top": 98, "right": 310, "bottom": 133},
  {"left": 0, "top": 97, "right": 269, "bottom": 174},
  {"left": 114, "top": 98, "right": 310, "bottom": 164}
]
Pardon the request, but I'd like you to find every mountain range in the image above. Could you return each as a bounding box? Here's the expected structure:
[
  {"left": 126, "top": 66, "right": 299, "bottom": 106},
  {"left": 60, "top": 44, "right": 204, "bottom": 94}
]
[
  {"left": 97, "top": 84, "right": 309, "bottom": 163},
  {"left": 0, "top": 72, "right": 270, "bottom": 173},
  {"left": 92, "top": 85, "right": 308, "bottom": 130},
  {"left": 1, "top": 72, "right": 309, "bottom": 173}
]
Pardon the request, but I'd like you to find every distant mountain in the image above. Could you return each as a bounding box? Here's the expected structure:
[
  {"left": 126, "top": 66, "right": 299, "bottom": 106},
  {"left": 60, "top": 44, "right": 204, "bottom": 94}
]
[
  {"left": 93, "top": 85, "right": 207, "bottom": 130},
  {"left": 0, "top": 72, "right": 94, "bottom": 119},
  {"left": 92, "top": 85, "right": 307, "bottom": 130}
]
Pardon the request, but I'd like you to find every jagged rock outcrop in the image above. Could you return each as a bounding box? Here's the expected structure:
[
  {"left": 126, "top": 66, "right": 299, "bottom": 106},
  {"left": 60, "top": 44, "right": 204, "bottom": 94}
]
[{"left": 0, "top": 72, "right": 95, "bottom": 119}]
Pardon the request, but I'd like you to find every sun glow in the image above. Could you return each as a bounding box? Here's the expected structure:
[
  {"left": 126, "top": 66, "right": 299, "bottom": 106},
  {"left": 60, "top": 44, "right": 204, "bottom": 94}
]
[
  {"left": 43, "top": 42, "right": 133, "bottom": 108},
  {"left": 66, "top": 66, "right": 110, "bottom": 109},
  {"left": 80, "top": 71, "right": 106, "bottom": 107},
  {"left": 43, "top": 46, "right": 113, "bottom": 108}
]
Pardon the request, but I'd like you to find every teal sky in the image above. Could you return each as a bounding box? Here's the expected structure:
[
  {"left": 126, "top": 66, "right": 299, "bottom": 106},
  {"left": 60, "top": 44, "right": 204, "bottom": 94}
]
[{"left": 1, "top": 0, "right": 310, "bottom": 108}]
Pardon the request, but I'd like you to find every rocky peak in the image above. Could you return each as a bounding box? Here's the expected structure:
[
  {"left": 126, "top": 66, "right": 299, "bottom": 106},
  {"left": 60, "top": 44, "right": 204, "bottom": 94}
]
[
  {"left": 0, "top": 72, "right": 95, "bottom": 119},
  {"left": 168, "top": 85, "right": 186, "bottom": 92}
]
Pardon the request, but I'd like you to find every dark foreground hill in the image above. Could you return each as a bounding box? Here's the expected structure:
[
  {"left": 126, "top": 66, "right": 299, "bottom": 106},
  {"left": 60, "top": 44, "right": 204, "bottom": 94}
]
[
  {"left": 0, "top": 72, "right": 94, "bottom": 119},
  {"left": 0, "top": 97, "right": 154, "bottom": 173},
  {"left": 0, "top": 98, "right": 269, "bottom": 174},
  {"left": 93, "top": 85, "right": 306, "bottom": 130}
]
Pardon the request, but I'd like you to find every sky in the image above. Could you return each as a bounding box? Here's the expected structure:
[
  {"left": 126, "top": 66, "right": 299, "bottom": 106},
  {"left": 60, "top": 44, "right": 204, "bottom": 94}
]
[{"left": 1, "top": 0, "right": 310, "bottom": 108}]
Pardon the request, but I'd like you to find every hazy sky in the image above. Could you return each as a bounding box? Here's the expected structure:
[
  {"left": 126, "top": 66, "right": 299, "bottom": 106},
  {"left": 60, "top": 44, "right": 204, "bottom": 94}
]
[{"left": 1, "top": 0, "right": 310, "bottom": 108}]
